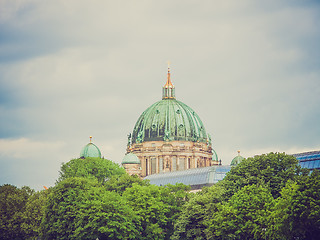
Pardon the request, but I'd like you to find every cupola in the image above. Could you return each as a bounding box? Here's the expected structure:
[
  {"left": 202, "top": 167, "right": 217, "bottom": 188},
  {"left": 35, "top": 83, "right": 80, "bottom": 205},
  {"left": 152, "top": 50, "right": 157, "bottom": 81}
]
[
  {"left": 122, "top": 152, "right": 140, "bottom": 164},
  {"left": 80, "top": 136, "right": 102, "bottom": 158},
  {"left": 231, "top": 150, "right": 244, "bottom": 165}
]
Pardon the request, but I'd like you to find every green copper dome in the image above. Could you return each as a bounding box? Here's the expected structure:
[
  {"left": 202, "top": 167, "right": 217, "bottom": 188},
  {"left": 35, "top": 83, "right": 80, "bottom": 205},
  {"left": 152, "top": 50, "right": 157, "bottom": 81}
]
[
  {"left": 122, "top": 153, "right": 140, "bottom": 164},
  {"left": 131, "top": 67, "right": 209, "bottom": 144},
  {"left": 231, "top": 151, "right": 244, "bottom": 166},
  {"left": 80, "top": 142, "right": 101, "bottom": 158}
]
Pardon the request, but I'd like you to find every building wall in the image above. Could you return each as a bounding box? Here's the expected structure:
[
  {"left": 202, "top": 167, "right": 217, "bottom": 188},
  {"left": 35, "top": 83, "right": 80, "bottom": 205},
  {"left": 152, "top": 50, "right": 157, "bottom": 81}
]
[
  {"left": 123, "top": 163, "right": 141, "bottom": 176},
  {"left": 128, "top": 140, "right": 217, "bottom": 177}
]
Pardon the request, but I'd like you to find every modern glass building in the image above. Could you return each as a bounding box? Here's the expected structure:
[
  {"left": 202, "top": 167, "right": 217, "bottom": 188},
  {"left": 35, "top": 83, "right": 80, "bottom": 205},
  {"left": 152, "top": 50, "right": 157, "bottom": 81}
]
[
  {"left": 144, "top": 165, "right": 231, "bottom": 190},
  {"left": 145, "top": 150, "right": 320, "bottom": 189},
  {"left": 293, "top": 150, "right": 320, "bottom": 171}
]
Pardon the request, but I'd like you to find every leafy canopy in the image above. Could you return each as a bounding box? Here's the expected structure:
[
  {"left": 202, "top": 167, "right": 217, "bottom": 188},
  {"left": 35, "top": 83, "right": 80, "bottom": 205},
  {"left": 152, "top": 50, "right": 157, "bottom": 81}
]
[
  {"left": 172, "top": 184, "right": 225, "bottom": 240},
  {"left": 58, "top": 157, "right": 126, "bottom": 184},
  {"left": 211, "top": 184, "right": 275, "bottom": 240},
  {"left": 0, "top": 184, "right": 34, "bottom": 240},
  {"left": 222, "top": 152, "right": 302, "bottom": 198},
  {"left": 123, "top": 183, "right": 190, "bottom": 240},
  {"left": 42, "top": 177, "right": 138, "bottom": 240},
  {"left": 104, "top": 173, "right": 150, "bottom": 194}
]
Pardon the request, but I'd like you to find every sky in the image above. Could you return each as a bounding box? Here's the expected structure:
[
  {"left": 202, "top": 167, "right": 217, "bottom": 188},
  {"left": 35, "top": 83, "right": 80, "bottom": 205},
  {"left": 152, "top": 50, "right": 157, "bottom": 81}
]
[{"left": 0, "top": 0, "right": 319, "bottom": 190}]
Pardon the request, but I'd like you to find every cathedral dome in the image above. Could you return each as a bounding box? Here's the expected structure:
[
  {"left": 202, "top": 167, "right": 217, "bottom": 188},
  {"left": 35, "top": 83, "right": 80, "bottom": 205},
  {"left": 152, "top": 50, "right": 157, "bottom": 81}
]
[
  {"left": 231, "top": 151, "right": 244, "bottom": 166},
  {"left": 122, "top": 153, "right": 140, "bottom": 164},
  {"left": 132, "top": 99, "right": 208, "bottom": 143},
  {"left": 131, "top": 67, "right": 208, "bottom": 144},
  {"left": 80, "top": 137, "right": 101, "bottom": 158}
]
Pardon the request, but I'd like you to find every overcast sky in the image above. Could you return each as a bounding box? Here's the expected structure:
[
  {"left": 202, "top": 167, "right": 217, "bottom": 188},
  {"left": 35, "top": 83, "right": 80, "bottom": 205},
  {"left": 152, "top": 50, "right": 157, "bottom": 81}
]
[{"left": 1, "top": 0, "right": 319, "bottom": 190}]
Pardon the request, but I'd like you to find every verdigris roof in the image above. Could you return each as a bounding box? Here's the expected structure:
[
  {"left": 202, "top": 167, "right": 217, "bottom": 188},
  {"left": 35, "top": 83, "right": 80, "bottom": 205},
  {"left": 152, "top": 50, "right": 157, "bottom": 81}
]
[
  {"left": 122, "top": 152, "right": 140, "bottom": 164},
  {"left": 132, "top": 99, "right": 208, "bottom": 143},
  {"left": 231, "top": 151, "right": 244, "bottom": 165},
  {"left": 131, "top": 67, "right": 209, "bottom": 144},
  {"left": 80, "top": 142, "right": 101, "bottom": 158}
]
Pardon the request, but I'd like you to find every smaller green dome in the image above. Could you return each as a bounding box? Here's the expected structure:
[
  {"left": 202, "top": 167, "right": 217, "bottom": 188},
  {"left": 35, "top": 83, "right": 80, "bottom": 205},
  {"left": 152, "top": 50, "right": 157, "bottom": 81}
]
[
  {"left": 122, "top": 153, "right": 140, "bottom": 164},
  {"left": 212, "top": 149, "right": 218, "bottom": 161},
  {"left": 80, "top": 143, "right": 101, "bottom": 158},
  {"left": 231, "top": 151, "right": 244, "bottom": 166}
]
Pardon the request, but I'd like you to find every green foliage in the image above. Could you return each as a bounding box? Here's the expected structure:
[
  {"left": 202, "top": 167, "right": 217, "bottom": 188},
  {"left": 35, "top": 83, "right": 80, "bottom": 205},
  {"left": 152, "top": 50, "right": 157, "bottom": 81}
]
[
  {"left": 212, "top": 184, "right": 274, "bottom": 240},
  {"left": 158, "top": 183, "right": 191, "bottom": 239},
  {"left": 267, "top": 180, "right": 299, "bottom": 240},
  {"left": 172, "top": 184, "right": 225, "bottom": 240},
  {"left": 42, "top": 177, "right": 138, "bottom": 240},
  {"left": 2, "top": 151, "right": 319, "bottom": 240},
  {"left": 0, "top": 184, "right": 34, "bottom": 240},
  {"left": 222, "top": 152, "right": 301, "bottom": 198},
  {"left": 58, "top": 157, "right": 126, "bottom": 184},
  {"left": 104, "top": 173, "right": 150, "bottom": 194},
  {"left": 267, "top": 170, "right": 320, "bottom": 240},
  {"left": 21, "top": 190, "right": 48, "bottom": 239},
  {"left": 290, "top": 170, "right": 320, "bottom": 240},
  {"left": 123, "top": 183, "right": 190, "bottom": 240}
]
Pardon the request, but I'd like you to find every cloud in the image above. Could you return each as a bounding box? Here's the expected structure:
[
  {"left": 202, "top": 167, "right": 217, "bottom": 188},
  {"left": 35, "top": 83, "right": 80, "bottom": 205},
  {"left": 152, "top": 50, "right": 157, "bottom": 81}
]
[
  {"left": 0, "top": 138, "right": 67, "bottom": 189},
  {"left": 0, "top": 0, "right": 320, "bottom": 189}
]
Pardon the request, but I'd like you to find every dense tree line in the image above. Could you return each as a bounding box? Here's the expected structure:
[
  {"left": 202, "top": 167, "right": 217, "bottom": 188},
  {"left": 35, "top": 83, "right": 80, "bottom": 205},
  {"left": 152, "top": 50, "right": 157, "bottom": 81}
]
[
  {"left": 173, "top": 153, "right": 320, "bottom": 240},
  {"left": 1, "top": 153, "right": 319, "bottom": 239}
]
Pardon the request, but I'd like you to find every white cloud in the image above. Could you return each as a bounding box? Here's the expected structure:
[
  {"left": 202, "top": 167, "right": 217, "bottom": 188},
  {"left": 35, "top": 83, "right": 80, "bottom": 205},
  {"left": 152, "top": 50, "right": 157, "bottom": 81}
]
[
  {"left": 0, "top": 0, "right": 319, "bottom": 189},
  {"left": 0, "top": 138, "right": 68, "bottom": 190},
  {"left": 0, "top": 138, "right": 65, "bottom": 159}
]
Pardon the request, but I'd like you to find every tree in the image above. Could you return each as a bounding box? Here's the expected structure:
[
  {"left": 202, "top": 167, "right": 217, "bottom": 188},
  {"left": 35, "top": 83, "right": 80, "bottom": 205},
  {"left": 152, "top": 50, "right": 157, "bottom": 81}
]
[
  {"left": 21, "top": 190, "right": 48, "bottom": 239},
  {"left": 0, "top": 184, "right": 34, "bottom": 240},
  {"left": 123, "top": 183, "right": 190, "bottom": 240},
  {"left": 157, "top": 183, "right": 191, "bottom": 239},
  {"left": 172, "top": 184, "right": 225, "bottom": 240},
  {"left": 266, "top": 170, "right": 320, "bottom": 240},
  {"left": 104, "top": 173, "right": 150, "bottom": 194},
  {"left": 42, "top": 177, "right": 138, "bottom": 240},
  {"left": 212, "top": 184, "right": 275, "bottom": 240},
  {"left": 222, "top": 152, "right": 302, "bottom": 198},
  {"left": 58, "top": 157, "right": 126, "bottom": 184},
  {"left": 289, "top": 170, "right": 320, "bottom": 240},
  {"left": 267, "top": 180, "right": 299, "bottom": 240}
]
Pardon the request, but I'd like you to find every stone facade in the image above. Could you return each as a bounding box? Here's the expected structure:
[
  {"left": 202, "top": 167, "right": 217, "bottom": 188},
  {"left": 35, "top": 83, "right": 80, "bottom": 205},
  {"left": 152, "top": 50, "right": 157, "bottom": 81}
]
[
  {"left": 128, "top": 140, "right": 218, "bottom": 177},
  {"left": 122, "top": 163, "right": 141, "bottom": 176}
]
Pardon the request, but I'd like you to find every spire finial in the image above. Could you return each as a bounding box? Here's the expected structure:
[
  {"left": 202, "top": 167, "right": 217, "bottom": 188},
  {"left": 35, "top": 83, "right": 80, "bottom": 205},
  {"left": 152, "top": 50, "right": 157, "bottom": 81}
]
[
  {"left": 238, "top": 150, "right": 240, "bottom": 156},
  {"left": 162, "top": 62, "right": 175, "bottom": 99},
  {"left": 165, "top": 61, "right": 173, "bottom": 88},
  {"left": 90, "top": 136, "right": 92, "bottom": 143}
]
